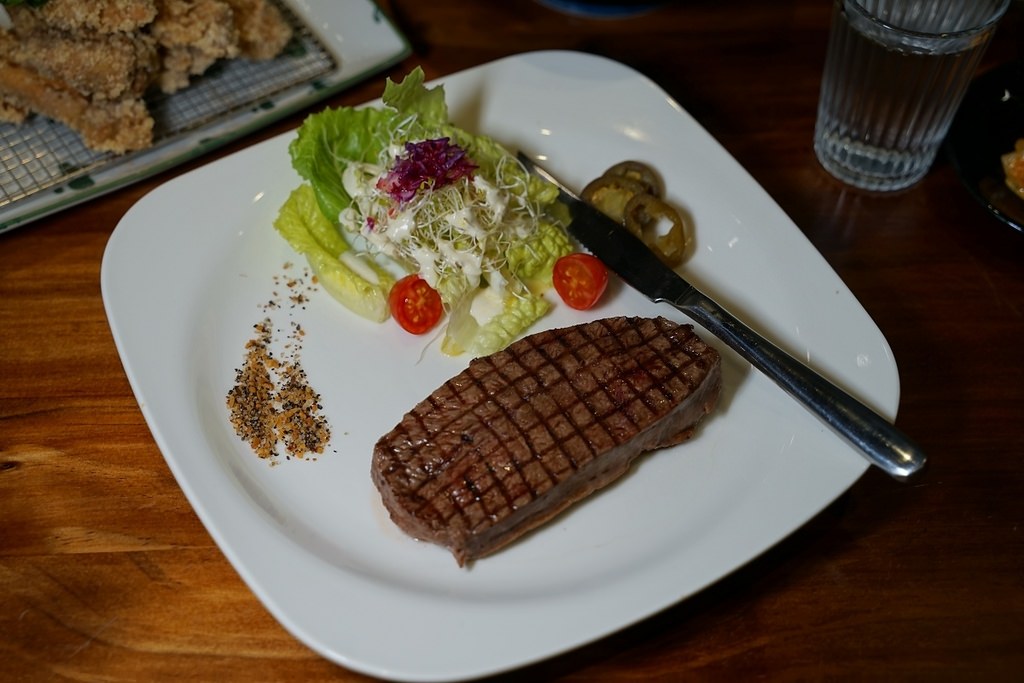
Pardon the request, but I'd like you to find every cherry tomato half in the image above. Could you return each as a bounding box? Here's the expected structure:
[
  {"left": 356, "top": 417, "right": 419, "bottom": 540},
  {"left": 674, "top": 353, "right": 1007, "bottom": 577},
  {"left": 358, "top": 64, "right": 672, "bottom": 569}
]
[
  {"left": 552, "top": 253, "right": 609, "bottom": 310},
  {"left": 389, "top": 274, "right": 443, "bottom": 334}
]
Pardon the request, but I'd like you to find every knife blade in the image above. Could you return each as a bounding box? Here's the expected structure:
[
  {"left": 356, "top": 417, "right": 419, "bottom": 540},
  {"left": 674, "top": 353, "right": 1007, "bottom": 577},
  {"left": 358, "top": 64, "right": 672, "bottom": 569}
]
[{"left": 518, "top": 152, "right": 926, "bottom": 481}]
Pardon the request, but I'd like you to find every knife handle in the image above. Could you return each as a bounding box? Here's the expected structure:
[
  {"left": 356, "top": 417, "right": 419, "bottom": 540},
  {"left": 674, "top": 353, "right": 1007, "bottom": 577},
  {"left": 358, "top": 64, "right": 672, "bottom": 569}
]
[{"left": 678, "top": 291, "right": 927, "bottom": 480}]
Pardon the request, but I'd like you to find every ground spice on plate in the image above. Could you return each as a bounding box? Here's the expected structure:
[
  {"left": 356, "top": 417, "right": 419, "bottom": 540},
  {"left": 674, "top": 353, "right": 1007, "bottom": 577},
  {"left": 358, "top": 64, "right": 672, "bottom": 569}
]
[{"left": 226, "top": 264, "right": 330, "bottom": 462}]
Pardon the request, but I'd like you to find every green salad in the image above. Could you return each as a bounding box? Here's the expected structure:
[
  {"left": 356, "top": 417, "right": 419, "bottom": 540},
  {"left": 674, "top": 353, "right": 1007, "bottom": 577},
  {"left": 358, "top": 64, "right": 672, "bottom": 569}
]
[{"left": 274, "top": 68, "right": 572, "bottom": 356}]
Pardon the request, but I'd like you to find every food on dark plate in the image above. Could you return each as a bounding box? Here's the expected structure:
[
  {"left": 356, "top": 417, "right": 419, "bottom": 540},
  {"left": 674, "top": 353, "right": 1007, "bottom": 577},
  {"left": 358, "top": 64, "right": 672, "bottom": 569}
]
[
  {"left": 1001, "top": 138, "right": 1024, "bottom": 200},
  {"left": 372, "top": 316, "right": 722, "bottom": 566}
]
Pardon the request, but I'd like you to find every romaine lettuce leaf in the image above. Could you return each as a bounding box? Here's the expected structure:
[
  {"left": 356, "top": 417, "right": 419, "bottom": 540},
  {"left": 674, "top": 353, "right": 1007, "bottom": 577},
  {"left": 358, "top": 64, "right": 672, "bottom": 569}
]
[
  {"left": 381, "top": 67, "right": 448, "bottom": 128},
  {"left": 442, "top": 289, "right": 551, "bottom": 357},
  {"left": 288, "top": 107, "right": 396, "bottom": 224},
  {"left": 508, "top": 218, "right": 574, "bottom": 286},
  {"left": 273, "top": 184, "right": 395, "bottom": 322},
  {"left": 289, "top": 67, "right": 443, "bottom": 223}
]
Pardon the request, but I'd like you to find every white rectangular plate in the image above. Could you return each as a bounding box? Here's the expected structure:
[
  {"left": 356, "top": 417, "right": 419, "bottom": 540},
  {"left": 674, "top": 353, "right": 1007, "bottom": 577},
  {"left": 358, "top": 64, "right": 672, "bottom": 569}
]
[
  {"left": 0, "top": 0, "right": 409, "bottom": 233},
  {"left": 101, "top": 51, "right": 895, "bottom": 682}
]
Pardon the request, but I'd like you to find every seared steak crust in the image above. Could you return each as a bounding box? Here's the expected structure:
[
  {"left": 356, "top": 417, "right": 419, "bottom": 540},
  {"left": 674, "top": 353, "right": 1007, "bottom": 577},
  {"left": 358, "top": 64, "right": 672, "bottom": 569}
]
[{"left": 372, "top": 316, "right": 722, "bottom": 565}]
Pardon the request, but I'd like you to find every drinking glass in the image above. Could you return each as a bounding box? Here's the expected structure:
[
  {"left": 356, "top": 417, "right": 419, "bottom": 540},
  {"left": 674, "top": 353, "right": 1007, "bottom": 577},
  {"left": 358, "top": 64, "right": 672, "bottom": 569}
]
[{"left": 814, "top": 0, "right": 1011, "bottom": 192}]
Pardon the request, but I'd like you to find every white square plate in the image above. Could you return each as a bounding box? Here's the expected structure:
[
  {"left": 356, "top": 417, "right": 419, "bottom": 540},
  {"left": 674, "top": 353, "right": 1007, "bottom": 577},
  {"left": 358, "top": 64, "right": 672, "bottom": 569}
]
[{"left": 102, "top": 51, "right": 894, "bottom": 682}]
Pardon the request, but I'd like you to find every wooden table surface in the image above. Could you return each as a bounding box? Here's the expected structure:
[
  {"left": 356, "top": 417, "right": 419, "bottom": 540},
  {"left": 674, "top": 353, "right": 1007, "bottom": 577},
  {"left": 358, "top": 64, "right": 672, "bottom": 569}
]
[{"left": 2, "top": 1, "right": 1023, "bottom": 680}]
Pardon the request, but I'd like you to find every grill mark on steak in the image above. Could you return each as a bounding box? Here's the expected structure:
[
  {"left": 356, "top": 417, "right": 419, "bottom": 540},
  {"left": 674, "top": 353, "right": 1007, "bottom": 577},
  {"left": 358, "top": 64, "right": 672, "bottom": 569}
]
[{"left": 372, "top": 316, "right": 722, "bottom": 566}]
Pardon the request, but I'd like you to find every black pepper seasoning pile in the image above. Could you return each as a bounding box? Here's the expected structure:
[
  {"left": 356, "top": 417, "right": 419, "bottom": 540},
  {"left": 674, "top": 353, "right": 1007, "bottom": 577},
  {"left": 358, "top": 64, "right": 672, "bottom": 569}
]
[{"left": 226, "top": 264, "right": 330, "bottom": 462}]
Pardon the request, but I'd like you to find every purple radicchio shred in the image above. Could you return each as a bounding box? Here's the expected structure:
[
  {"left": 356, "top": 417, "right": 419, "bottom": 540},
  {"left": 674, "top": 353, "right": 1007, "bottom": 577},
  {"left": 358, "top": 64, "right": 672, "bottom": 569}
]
[{"left": 377, "top": 138, "right": 477, "bottom": 205}]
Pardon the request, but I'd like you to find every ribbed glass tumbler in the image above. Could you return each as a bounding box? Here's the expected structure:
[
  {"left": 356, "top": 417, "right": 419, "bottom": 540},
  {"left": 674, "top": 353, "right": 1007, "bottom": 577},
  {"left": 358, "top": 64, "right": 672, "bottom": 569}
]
[{"left": 813, "top": 0, "right": 1010, "bottom": 191}]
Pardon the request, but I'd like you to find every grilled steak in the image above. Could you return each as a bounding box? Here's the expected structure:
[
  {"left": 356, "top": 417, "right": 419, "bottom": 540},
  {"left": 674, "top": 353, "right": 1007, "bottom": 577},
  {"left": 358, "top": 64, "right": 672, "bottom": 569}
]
[{"left": 371, "top": 316, "right": 722, "bottom": 565}]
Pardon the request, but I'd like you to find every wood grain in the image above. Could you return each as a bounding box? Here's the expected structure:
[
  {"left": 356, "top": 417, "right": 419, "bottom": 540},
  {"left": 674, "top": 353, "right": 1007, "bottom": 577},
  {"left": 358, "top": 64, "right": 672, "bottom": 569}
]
[{"left": 2, "top": 0, "right": 1023, "bottom": 680}]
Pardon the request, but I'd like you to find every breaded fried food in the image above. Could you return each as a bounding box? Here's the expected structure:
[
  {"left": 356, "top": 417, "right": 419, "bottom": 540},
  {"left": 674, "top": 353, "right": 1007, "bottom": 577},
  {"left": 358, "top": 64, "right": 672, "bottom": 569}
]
[
  {"left": 151, "top": 0, "right": 292, "bottom": 93},
  {"left": 223, "top": 0, "right": 292, "bottom": 60},
  {"left": 0, "top": 1, "right": 159, "bottom": 152},
  {"left": 151, "top": 0, "right": 240, "bottom": 93},
  {"left": 0, "top": 27, "right": 158, "bottom": 101},
  {"left": 0, "top": 59, "right": 154, "bottom": 153},
  {"left": 1001, "top": 139, "right": 1024, "bottom": 200},
  {"left": 0, "top": 98, "right": 28, "bottom": 125},
  {"left": 0, "top": 0, "right": 294, "bottom": 154},
  {"left": 7, "top": 0, "right": 157, "bottom": 34}
]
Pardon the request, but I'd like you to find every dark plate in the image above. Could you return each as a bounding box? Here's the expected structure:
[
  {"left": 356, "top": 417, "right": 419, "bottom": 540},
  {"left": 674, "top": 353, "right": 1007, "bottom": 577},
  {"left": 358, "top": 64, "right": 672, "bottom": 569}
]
[{"left": 945, "top": 60, "right": 1024, "bottom": 234}]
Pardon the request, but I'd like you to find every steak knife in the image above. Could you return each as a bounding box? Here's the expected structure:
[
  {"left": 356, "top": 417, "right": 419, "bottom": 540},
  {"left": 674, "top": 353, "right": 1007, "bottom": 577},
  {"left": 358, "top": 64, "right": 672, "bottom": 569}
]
[{"left": 518, "top": 152, "right": 926, "bottom": 481}]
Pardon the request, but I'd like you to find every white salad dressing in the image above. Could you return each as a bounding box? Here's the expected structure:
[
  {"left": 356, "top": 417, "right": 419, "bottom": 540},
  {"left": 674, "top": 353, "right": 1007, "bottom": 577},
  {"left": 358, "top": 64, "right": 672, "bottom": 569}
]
[
  {"left": 473, "top": 176, "right": 507, "bottom": 224},
  {"left": 469, "top": 287, "right": 504, "bottom": 326},
  {"left": 384, "top": 209, "right": 415, "bottom": 244},
  {"left": 338, "top": 207, "right": 361, "bottom": 233},
  {"left": 341, "top": 162, "right": 381, "bottom": 199},
  {"left": 469, "top": 271, "right": 509, "bottom": 325},
  {"left": 338, "top": 251, "right": 380, "bottom": 285},
  {"left": 348, "top": 159, "right": 520, "bottom": 294},
  {"left": 445, "top": 207, "right": 487, "bottom": 241},
  {"left": 408, "top": 246, "right": 440, "bottom": 287},
  {"left": 437, "top": 240, "right": 483, "bottom": 288}
]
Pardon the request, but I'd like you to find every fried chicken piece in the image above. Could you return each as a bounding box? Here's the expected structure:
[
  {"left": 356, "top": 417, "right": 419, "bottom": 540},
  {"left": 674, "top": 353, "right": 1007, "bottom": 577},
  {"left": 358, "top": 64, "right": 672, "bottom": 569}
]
[
  {"left": 0, "top": 0, "right": 295, "bottom": 154},
  {"left": 0, "top": 59, "right": 153, "bottom": 153},
  {"left": 0, "top": 3, "right": 158, "bottom": 152},
  {"left": 0, "top": 97, "right": 29, "bottom": 125},
  {"left": 223, "top": 0, "right": 293, "bottom": 60},
  {"left": 7, "top": 0, "right": 157, "bottom": 34},
  {"left": 151, "top": 0, "right": 240, "bottom": 93},
  {"left": 152, "top": 0, "right": 293, "bottom": 93},
  {"left": 0, "top": 27, "right": 158, "bottom": 101}
]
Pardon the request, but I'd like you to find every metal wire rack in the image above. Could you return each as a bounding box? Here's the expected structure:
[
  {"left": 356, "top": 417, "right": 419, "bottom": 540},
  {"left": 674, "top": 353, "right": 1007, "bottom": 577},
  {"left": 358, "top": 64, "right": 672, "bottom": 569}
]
[{"left": 0, "top": 0, "right": 336, "bottom": 210}]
